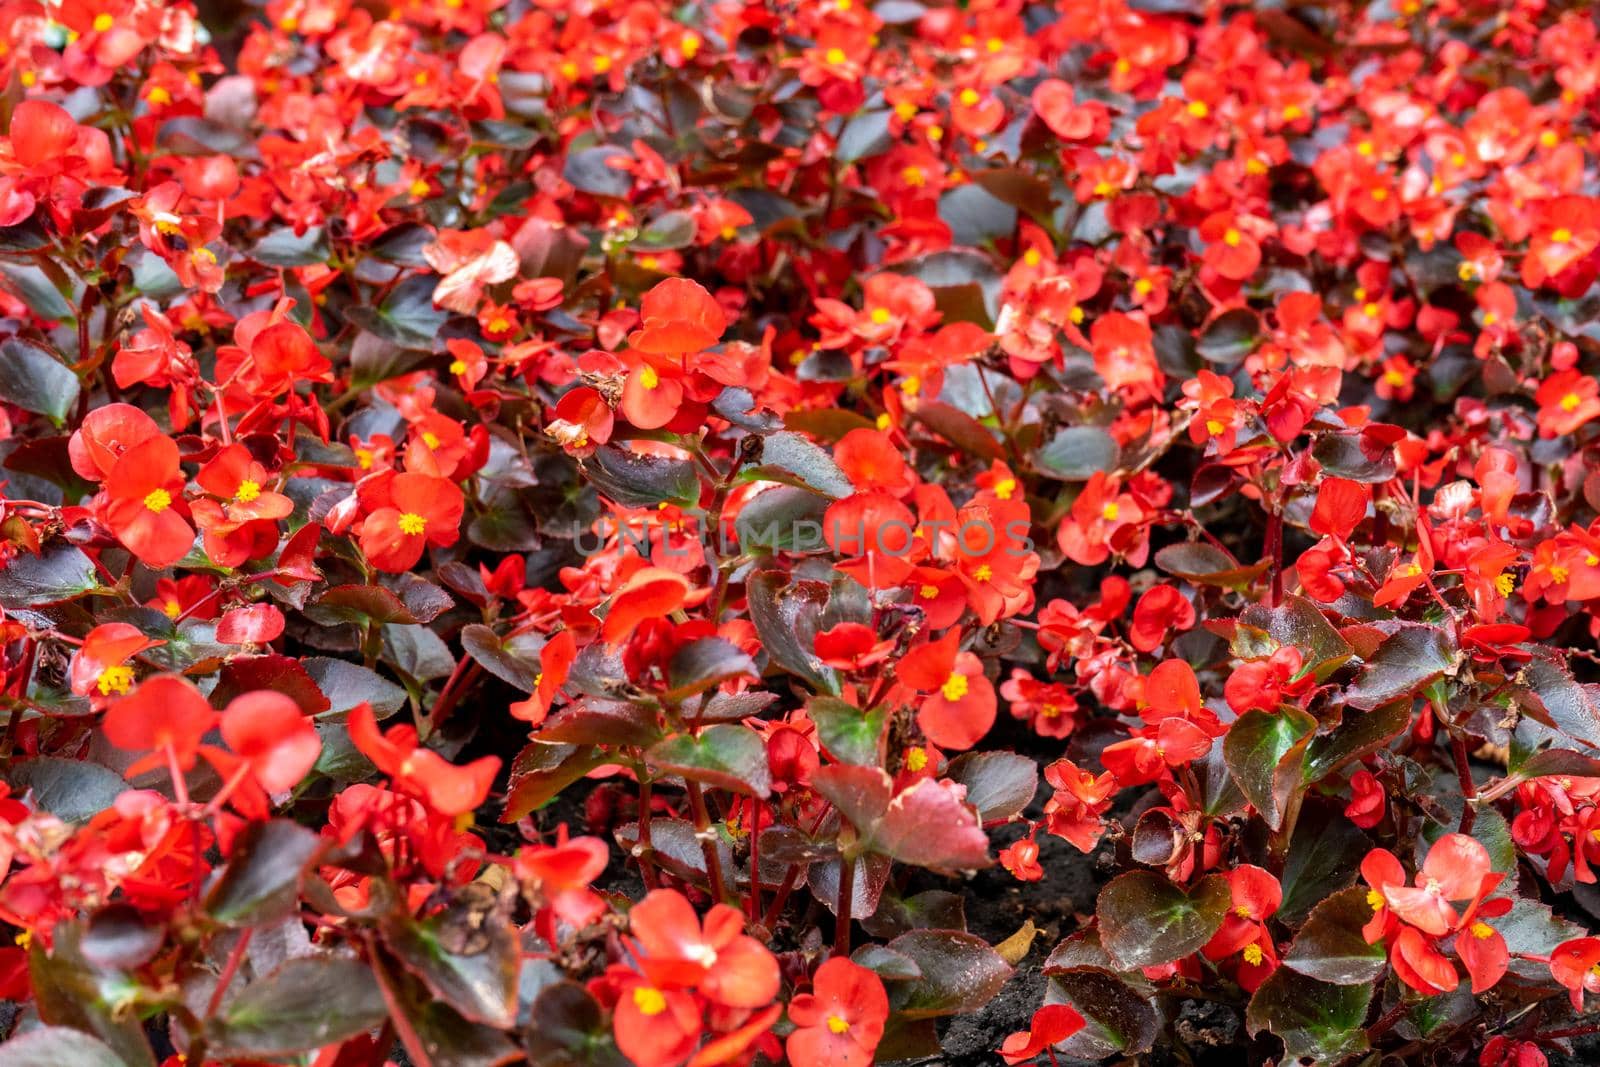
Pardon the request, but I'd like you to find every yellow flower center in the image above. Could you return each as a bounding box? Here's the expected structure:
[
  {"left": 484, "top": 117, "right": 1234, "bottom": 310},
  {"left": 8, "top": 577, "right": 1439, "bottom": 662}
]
[
  {"left": 1094, "top": 180, "right": 1114, "bottom": 198},
  {"left": 1040, "top": 703, "right": 1061, "bottom": 718},
  {"left": 1235, "top": 905, "right": 1253, "bottom": 918},
  {"left": 592, "top": 55, "right": 612, "bottom": 74},
  {"left": 1367, "top": 889, "right": 1384, "bottom": 910},
  {"left": 449, "top": 360, "right": 467, "bottom": 375},
  {"left": 422, "top": 431, "right": 441, "bottom": 449},
  {"left": 409, "top": 178, "right": 430, "bottom": 198},
  {"left": 680, "top": 33, "right": 700, "bottom": 58},
  {"left": 1283, "top": 104, "right": 1304, "bottom": 120},
  {"left": 147, "top": 86, "right": 171, "bottom": 106},
  {"left": 941, "top": 672, "right": 970, "bottom": 701},
  {"left": 1364, "top": 302, "right": 1381, "bottom": 318},
  {"left": 905, "top": 746, "right": 928, "bottom": 772},
  {"left": 1401, "top": 563, "right": 1423, "bottom": 578},
  {"left": 93, "top": 12, "right": 114, "bottom": 32},
  {"left": 1223, "top": 228, "right": 1242, "bottom": 247},
  {"left": 163, "top": 599, "right": 181, "bottom": 619},
  {"left": 398, "top": 512, "right": 427, "bottom": 536},
  {"left": 827, "top": 1015, "right": 851, "bottom": 1034},
  {"left": 1561, "top": 392, "right": 1582, "bottom": 412},
  {"left": 973, "top": 564, "right": 993, "bottom": 582},
  {"left": 356, "top": 448, "right": 374, "bottom": 470},
  {"left": 825, "top": 47, "right": 847, "bottom": 65},
  {"left": 919, "top": 584, "right": 939, "bottom": 600},
  {"left": 994, "top": 478, "right": 1016, "bottom": 500},
  {"left": 958, "top": 88, "right": 980, "bottom": 107},
  {"left": 234, "top": 480, "right": 261, "bottom": 503},
  {"left": 1470, "top": 922, "right": 1494, "bottom": 940},
  {"left": 1552, "top": 228, "right": 1573, "bottom": 244},
  {"left": 1458, "top": 262, "right": 1478, "bottom": 281},
  {"left": 632, "top": 987, "right": 667, "bottom": 1016},
  {"left": 192, "top": 248, "right": 217, "bottom": 265},
  {"left": 97, "top": 665, "right": 135, "bottom": 696},
  {"left": 1187, "top": 100, "right": 1209, "bottom": 118},
  {"left": 1496, "top": 573, "right": 1515, "bottom": 596},
  {"left": 1550, "top": 565, "right": 1571, "bottom": 584},
  {"left": 639, "top": 365, "right": 660, "bottom": 390},
  {"left": 144, "top": 488, "right": 173, "bottom": 513},
  {"left": 1206, "top": 418, "right": 1226, "bottom": 435},
  {"left": 1134, "top": 278, "right": 1154, "bottom": 296},
  {"left": 720, "top": 224, "right": 739, "bottom": 239},
  {"left": 1069, "top": 306, "right": 1085, "bottom": 324},
  {"left": 900, "top": 375, "right": 921, "bottom": 397},
  {"left": 870, "top": 307, "right": 892, "bottom": 325},
  {"left": 1101, "top": 502, "right": 1120, "bottom": 522},
  {"left": 488, "top": 317, "right": 511, "bottom": 333},
  {"left": 1242, "top": 943, "right": 1264, "bottom": 966},
  {"left": 1383, "top": 369, "right": 1407, "bottom": 386}
]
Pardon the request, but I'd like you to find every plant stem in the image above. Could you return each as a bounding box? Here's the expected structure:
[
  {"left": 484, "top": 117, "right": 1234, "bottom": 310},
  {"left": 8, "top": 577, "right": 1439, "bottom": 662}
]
[
  {"left": 686, "top": 782, "right": 729, "bottom": 904},
  {"left": 835, "top": 854, "right": 856, "bottom": 956},
  {"left": 637, "top": 777, "right": 660, "bottom": 890},
  {"left": 1452, "top": 735, "right": 1478, "bottom": 834}
]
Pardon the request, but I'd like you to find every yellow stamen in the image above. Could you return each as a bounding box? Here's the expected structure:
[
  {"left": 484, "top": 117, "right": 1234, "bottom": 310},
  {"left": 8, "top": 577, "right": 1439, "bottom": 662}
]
[
  {"left": 941, "top": 673, "right": 970, "bottom": 701},
  {"left": 234, "top": 480, "right": 261, "bottom": 503},
  {"left": 398, "top": 512, "right": 427, "bottom": 536},
  {"left": 632, "top": 987, "right": 666, "bottom": 1016},
  {"left": 144, "top": 488, "right": 173, "bottom": 513},
  {"left": 97, "top": 665, "right": 135, "bottom": 697}
]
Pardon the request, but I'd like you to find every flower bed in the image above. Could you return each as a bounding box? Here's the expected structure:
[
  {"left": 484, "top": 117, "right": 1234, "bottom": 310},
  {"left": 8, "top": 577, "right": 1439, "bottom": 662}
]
[{"left": 2, "top": 1, "right": 1600, "bottom": 1066}]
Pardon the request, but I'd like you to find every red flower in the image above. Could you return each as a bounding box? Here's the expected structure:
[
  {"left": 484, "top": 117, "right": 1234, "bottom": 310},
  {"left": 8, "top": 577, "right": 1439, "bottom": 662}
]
[
  {"left": 629, "top": 278, "right": 727, "bottom": 356},
  {"left": 348, "top": 701, "right": 499, "bottom": 816},
  {"left": 999, "top": 1004, "right": 1086, "bottom": 1065},
  {"left": 1550, "top": 937, "right": 1600, "bottom": 1010},
  {"left": 785, "top": 957, "right": 889, "bottom": 1067},
  {"left": 1128, "top": 584, "right": 1195, "bottom": 652},
  {"left": 102, "top": 676, "right": 218, "bottom": 780},
  {"left": 1345, "top": 769, "right": 1387, "bottom": 829},
  {"left": 69, "top": 623, "right": 162, "bottom": 700},
  {"left": 898, "top": 631, "right": 997, "bottom": 750},
  {"left": 357, "top": 470, "right": 466, "bottom": 572},
  {"left": 625, "top": 889, "right": 779, "bottom": 1009},
  {"left": 103, "top": 435, "right": 195, "bottom": 569}
]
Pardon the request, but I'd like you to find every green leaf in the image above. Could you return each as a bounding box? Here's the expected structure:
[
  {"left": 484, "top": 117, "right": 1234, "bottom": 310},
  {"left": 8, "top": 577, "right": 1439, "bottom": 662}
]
[
  {"left": 884, "top": 930, "right": 1013, "bottom": 1019},
  {"left": 581, "top": 445, "right": 699, "bottom": 508},
  {"left": 665, "top": 638, "right": 757, "bottom": 700},
  {"left": 1035, "top": 426, "right": 1120, "bottom": 480},
  {"left": 1096, "top": 871, "right": 1230, "bottom": 970},
  {"left": 1040, "top": 968, "right": 1159, "bottom": 1060},
  {"left": 29, "top": 926, "right": 155, "bottom": 1067},
  {"left": 1520, "top": 657, "right": 1600, "bottom": 747},
  {"left": 1245, "top": 967, "right": 1372, "bottom": 1065},
  {"left": 812, "top": 765, "right": 990, "bottom": 871},
  {"left": 208, "top": 957, "right": 387, "bottom": 1057},
  {"left": 1279, "top": 800, "right": 1371, "bottom": 925},
  {"left": 304, "top": 657, "right": 408, "bottom": 720},
  {"left": 1304, "top": 700, "right": 1410, "bottom": 783},
  {"left": 0, "top": 338, "right": 79, "bottom": 424},
  {"left": 8, "top": 758, "right": 127, "bottom": 824},
  {"left": 1224, "top": 707, "right": 1316, "bottom": 830},
  {"left": 836, "top": 108, "right": 893, "bottom": 162},
  {"left": 741, "top": 431, "right": 853, "bottom": 498},
  {"left": 1282, "top": 887, "right": 1388, "bottom": 984},
  {"left": 735, "top": 485, "right": 830, "bottom": 552},
  {"left": 206, "top": 819, "right": 324, "bottom": 927},
  {"left": 0, "top": 543, "right": 98, "bottom": 608},
  {"left": 647, "top": 724, "right": 772, "bottom": 797},
  {"left": 460, "top": 624, "right": 544, "bottom": 693},
  {"left": 1345, "top": 625, "right": 1457, "bottom": 711},
  {"left": 501, "top": 743, "right": 607, "bottom": 822},
  {"left": 344, "top": 275, "right": 449, "bottom": 350},
  {"left": 305, "top": 584, "right": 423, "bottom": 626},
  {"left": 746, "top": 571, "right": 839, "bottom": 694},
  {"left": 0, "top": 1028, "right": 128, "bottom": 1067},
  {"left": 250, "top": 226, "right": 329, "bottom": 267},
  {"left": 1155, "top": 542, "right": 1271, "bottom": 590},
  {"left": 382, "top": 910, "right": 519, "bottom": 1030},
  {"left": 946, "top": 751, "right": 1037, "bottom": 823},
  {"left": 633, "top": 210, "right": 696, "bottom": 250},
  {"left": 1195, "top": 308, "right": 1260, "bottom": 364},
  {"left": 1235, "top": 595, "right": 1353, "bottom": 682},
  {"left": 808, "top": 695, "right": 885, "bottom": 766},
  {"left": 0, "top": 260, "right": 75, "bottom": 321},
  {"left": 912, "top": 401, "right": 1005, "bottom": 461}
]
